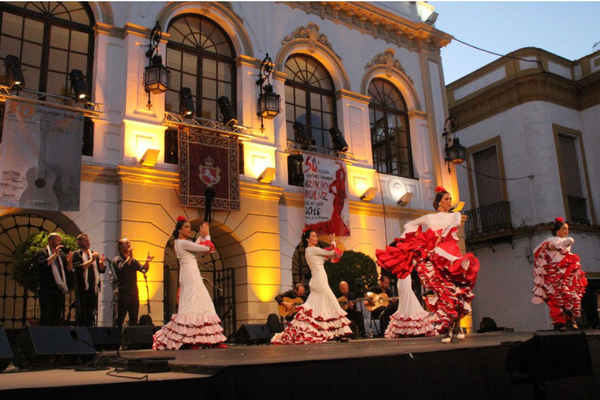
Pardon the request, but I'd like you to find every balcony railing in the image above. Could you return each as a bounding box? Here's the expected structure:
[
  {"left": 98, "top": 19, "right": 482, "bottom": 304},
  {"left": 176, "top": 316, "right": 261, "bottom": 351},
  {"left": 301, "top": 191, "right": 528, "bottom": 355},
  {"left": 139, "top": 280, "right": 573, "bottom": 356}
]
[
  {"left": 465, "top": 201, "right": 513, "bottom": 238},
  {"left": 568, "top": 195, "right": 590, "bottom": 225}
]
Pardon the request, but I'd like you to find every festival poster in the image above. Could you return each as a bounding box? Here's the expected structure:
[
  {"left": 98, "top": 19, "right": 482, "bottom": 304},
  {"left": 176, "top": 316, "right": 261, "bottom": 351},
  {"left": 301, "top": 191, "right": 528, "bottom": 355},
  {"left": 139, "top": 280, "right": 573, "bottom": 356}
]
[
  {"left": 0, "top": 99, "right": 84, "bottom": 211},
  {"left": 303, "top": 155, "right": 350, "bottom": 237},
  {"left": 178, "top": 128, "right": 240, "bottom": 210}
]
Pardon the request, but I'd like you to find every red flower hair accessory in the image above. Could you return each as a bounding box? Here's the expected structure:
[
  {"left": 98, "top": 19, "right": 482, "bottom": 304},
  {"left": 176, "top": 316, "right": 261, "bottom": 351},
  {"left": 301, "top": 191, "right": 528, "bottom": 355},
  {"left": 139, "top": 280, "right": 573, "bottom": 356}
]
[
  {"left": 435, "top": 186, "right": 447, "bottom": 193},
  {"left": 176, "top": 215, "right": 187, "bottom": 222},
  {"left": 302, "top": 228, "right": 308, "bottom": 233},
  {"left": 555, "top": 217, "right": 564, "bottom": 223}
]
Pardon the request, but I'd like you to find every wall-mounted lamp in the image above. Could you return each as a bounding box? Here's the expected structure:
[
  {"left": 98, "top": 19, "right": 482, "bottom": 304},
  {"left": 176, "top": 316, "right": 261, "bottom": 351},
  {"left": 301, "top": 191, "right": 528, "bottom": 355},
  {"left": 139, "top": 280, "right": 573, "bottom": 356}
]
[
  {"left": 69, "top": 69, "right": 90, "bottom": 103},
  {"left": 256, "top": 53, "right": 281, "bottom": 132},
  {"left": 452, "top": 201, "right": 465, "bottom": 212},
  {"left": 442, "top": 114, "right": 466, "bottom": 174},
  {"left": 329, "top": 126, "right": 349, "bottom": 153},
  {"left": 179, "top": 87, "right": 194, "bottom": 118},
  {"left": 257, "top": 167, "right": 277, "bottom": 183},
  {"left": 360, "top": 187, "right": 377, "bottom": 202},
  {"left": 140, "top": 149, "right": 160, "bottom": 167},
  {"left": 4, "top": 55, "right": 25, "bottom": 90},
  {"left": 144, "top": 21, "right": 171, "bottom": 110},
  {"left": 217, "top": 96, "right": 238, "bottom": 126},
  {"left": 397, "top": 192, "right": 413, "bottom": 206}
]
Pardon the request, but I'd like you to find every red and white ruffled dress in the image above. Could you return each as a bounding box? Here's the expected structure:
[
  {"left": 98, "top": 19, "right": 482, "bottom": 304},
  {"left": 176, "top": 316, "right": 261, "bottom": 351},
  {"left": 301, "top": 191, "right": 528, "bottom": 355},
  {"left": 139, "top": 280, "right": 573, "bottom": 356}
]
[
  {"left": 271, "top": 245, "right": 352, "bottom": 344},
  {"left": 153, "top": 237, "right": 227, "bottom": 349},
  {"left": 376, "top": 212, "right": 480, "bottom": 334},
  {"left": 531, "top": 236, "right": 587, "bottom": 324}
]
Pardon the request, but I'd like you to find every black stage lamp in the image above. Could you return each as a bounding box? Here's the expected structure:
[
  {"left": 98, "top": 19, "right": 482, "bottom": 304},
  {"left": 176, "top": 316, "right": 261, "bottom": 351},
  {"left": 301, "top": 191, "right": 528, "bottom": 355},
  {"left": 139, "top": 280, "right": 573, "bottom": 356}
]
[
  {"left": 293, "top": 122, "right": 313, "bottom": 149},
  {"left": 69, "top": 69, "right": 90, "bottom": 102},
  {"left": 4, "top": 55, "right": 25, "bottom": 90},
  {"left": 217, "top": 96, "right": 238, "bottom": 126},
  {"left": 257, "top": 83, "right": 281, "bottom": 119},
  {"left": 329, "top": 126, "right": 349, "bottom": 153},
  {"left": 179, "top": 87, "right": 194, "bottom": 118},
  {"left": 287, "top": 154, "right": 304, "bottom": 186},
  {"left": 445, "top": 137, "right": 467, "bottom": 165}
]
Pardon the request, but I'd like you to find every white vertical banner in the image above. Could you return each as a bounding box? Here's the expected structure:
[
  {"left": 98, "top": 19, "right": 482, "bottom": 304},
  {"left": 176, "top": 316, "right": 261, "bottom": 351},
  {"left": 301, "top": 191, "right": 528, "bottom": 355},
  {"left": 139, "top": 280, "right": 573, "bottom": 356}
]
[
  {"left": 0, "top": 99, "right": 84, "bottom": 211},
  {"left": 304, "top": 154, "right": 351, "bottom": 237}
]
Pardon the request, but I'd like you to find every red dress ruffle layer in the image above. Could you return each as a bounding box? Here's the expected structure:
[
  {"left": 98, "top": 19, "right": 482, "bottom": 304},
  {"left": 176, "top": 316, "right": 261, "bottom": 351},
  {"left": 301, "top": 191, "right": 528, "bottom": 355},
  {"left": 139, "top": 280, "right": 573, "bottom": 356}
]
[
  {"left": 532, "top": 242, "right": 587, "bottom": 319},
  {"left": 376, "top": 227, "right": 480, "bottom": 332},
  {"left": 270, "top": 306, "right": 351, "bottom": 345},
  {"left": 152, "top": 313, "right": 227, "bottom": 350}
]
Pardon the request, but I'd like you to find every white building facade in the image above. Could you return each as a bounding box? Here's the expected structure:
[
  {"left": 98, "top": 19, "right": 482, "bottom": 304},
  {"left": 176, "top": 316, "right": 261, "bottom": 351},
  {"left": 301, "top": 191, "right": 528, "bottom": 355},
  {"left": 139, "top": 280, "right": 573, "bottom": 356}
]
[
  {"left": 447, "top": 47, "right": 600, "bottom": 332},
  {"left": 0, "top": 2, "right": 462, "bottom": 335}
]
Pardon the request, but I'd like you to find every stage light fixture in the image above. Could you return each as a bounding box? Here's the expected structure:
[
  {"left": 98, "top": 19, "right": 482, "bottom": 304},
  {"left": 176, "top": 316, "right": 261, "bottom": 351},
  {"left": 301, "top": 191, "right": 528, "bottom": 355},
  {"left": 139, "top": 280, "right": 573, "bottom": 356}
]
[
  {"left": 329, "top": 126, "right": 349, "bottom": 153},
  {"left": 293, "top": 122, "right": 313, "bottom": 149},
  {"left": 360, "top": 187, "right": 377, "bottom": 202},
  {"left": 4, "top": 55, "right": 25, "bottom": 90},
  {"left": 69, "top": 69, "right": 90, "bottom": 102},
  {"left": 397, "top": 192, "right": 413, "bottom": 206},
  {"left": 217, "top": 96, "right": 238, "bottom": 126},
  {"left": 140, "top": 149, "right": 160, "bottom": 167},
  {"left": 179, "top": 87, "right": 194, "bottom": 118},
  {"left": 425, "top": 11, "right": 439, "bottom": 25},
  {"left": 257, "top": 167, "right": 277, "bottom": 184}
]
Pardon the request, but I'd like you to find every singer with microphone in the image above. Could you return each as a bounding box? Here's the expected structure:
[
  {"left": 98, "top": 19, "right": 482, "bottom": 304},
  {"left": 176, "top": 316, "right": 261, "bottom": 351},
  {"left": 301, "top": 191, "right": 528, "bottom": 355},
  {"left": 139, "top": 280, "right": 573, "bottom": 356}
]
[
  {"left": 111, "top": 238, "right": 154, "bottom": 330},
  {"left": 153, "top": 217, "right": 227, "bottom": 350},
  {"left": 73, "top": 233, "right": 106, "bottom": 327}
]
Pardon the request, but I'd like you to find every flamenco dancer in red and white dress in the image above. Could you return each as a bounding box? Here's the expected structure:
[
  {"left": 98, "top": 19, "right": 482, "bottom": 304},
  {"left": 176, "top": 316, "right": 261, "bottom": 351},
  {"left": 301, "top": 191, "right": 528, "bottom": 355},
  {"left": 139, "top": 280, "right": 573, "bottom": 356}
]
[
  {"left": 376, "top": 186, "right": 480, "bottom": 343},
  {"left": 271, "top": 230, "right": 352, "bottom": 344},
  {"left": 153, "top": 217, "right": 227, "bottom": 349},
  {"left": 532, "top": 217, "right": 587, "bottom": 330}
]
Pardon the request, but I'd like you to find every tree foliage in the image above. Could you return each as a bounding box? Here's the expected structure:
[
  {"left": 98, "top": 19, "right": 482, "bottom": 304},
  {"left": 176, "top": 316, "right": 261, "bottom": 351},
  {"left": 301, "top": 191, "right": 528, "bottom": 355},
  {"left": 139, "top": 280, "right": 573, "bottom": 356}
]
[
  {"left": 324, "top": 250, "right": 378, "bottom": 296},
  {"left": 11, "top": 231, "right": 78, "bottom": 294}
]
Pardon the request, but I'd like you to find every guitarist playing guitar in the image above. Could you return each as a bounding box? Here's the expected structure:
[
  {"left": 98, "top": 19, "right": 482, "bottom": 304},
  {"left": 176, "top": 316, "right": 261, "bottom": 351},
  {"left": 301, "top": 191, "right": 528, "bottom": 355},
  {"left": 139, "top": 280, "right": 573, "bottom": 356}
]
[
  {"left": 338, "top": 281, "right": 366, "bottom": 338},
  {"left": 366, "top": 275, "right": 398, "bottom": 336},
  {"left": 275, "top": 283, "right": 307, "bottom": 321}
]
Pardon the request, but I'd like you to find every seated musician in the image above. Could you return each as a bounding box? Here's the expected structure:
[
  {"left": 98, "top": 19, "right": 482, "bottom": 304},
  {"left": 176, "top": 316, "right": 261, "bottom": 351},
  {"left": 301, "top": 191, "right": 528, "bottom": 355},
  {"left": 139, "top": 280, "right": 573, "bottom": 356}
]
[
  {"left": 338, "top": 281, "right": 366, "bottom": 338},
  {"left": 366, "top": 275, "right": 398, "bottom": 336},
  {"left": 275, "top": 283, "right": 307, "bottom": 321}
]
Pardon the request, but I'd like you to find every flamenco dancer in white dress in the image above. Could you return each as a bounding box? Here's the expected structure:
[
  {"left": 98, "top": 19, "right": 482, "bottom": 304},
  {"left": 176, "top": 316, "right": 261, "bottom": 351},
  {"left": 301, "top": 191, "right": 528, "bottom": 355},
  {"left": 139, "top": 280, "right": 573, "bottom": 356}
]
[
  {"left": 153, "top": 217, "right": 227, "bottom": 349},
  {"left": 377, "top": 187, "right": 480, "bottom": 343},
  {"left": 271, "top": 230, "right": 352, "bottom": 344}
]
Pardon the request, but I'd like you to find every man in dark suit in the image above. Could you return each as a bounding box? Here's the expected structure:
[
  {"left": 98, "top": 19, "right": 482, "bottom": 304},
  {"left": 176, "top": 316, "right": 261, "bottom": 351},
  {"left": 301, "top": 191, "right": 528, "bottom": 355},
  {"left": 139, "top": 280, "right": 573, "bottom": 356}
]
[
  {"left": 72, "top": 233, "right": 106, "bottom": 326},
  {"left": 338, "top": 281, "right": 366, "bottom": 338},
  {"left": 366, "top": 275, "right": 398, "bottom": 336},
  {"left": 34, "top": 233, "right": 73, "bottom": 326}
]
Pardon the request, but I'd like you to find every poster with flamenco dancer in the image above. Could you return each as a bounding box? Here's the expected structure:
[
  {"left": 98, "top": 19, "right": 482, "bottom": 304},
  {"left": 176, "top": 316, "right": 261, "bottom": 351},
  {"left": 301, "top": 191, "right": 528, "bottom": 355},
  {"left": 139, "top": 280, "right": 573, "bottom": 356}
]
[{"left": 303, "top": 155, "right": 350, "bottom": 237}]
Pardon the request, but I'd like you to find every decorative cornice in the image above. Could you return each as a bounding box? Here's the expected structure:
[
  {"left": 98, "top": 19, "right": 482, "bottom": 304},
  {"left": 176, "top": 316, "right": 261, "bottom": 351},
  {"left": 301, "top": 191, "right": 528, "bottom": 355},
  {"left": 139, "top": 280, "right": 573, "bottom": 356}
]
[
  {"left": 94, "top": 22, "right": 123, "bottom": 38},
  {"left": 407, "top": 109, "right": 428, "bottom": 120},
  {"left": 240, "top": 181, "right": 285, "bottom": 201},
  {"left": 365, "top": 48, "right": 411, "bottom": 82},
  {"left": 282, "top": 22, "right": 341, "bottom": 60},
  {"left": 116, "top": 165, "right": 180, "bottom": 189},
  {"left": 236, "top": 55, "right": 262, "bottom": 69},
  {"left": 81, "top": 164, "right": 119, "bottom": 183},
  {"left": 282, "top": 2, "right": 453, "bottom": 54},
  {"left": 335, "top": 89, "right": 371, "bottom": 104}
]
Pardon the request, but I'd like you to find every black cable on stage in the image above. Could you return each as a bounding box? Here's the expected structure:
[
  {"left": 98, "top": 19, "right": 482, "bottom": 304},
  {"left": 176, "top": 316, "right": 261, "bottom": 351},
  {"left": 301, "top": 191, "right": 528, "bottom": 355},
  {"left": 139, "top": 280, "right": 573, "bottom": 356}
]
[{"left": 457, "top": 163, "right": 534, "bottom": 181}]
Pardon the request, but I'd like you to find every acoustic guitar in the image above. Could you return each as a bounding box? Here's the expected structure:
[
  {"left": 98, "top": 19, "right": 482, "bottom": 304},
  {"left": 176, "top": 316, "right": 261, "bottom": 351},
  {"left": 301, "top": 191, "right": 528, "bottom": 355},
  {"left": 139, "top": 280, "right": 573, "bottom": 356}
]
[
  {"left": 277, "top": 297, "right": 304, "bottom": 319},
  {"left": 337, "top": 296, "right": 365, "bottom": 311},
  {"left": 363, "top": 292, "right": 400, "bottom": 312}
]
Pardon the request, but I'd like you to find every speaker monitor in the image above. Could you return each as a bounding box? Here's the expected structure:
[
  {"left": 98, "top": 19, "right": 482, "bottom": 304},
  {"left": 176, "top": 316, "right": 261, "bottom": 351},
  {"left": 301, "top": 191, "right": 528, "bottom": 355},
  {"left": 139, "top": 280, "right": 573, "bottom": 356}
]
[
  {"left": 234, "top": 324, "right": 273, "bottom": 344},
  {"left": 86, "top": 327, "right": 122, "bottom": 350},
  {"left": 506, "top": 331, "right": 592, "bottom": 381},
  {"left": 12, "top": 326, "right": 97, "bottom": 368},
  {"left": 0, "top": 327, "right": 14, "bottom": 371},
  {"left": 122, "top": 326, "right": 161, "bottom": 350},
  {"left": 266, "top": 314, "right": 283, "bottom": 334}
]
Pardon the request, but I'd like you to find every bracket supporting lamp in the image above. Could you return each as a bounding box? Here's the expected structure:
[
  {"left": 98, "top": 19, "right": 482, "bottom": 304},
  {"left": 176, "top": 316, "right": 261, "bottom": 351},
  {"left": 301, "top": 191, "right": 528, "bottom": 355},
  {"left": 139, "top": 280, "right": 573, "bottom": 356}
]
[
  {"left": 397, "top": 192, "right": 413, "bottom": 206},
  {"left": 442, "top": 114, "right": 466, "bottom": 174},
  {"left": 256, "top": 53, "right": 281, "bottom": 132},
  {"left": 360, "top": 187, "right": 377, "bottom": 202},
  {"left": 257, "top": 167, "right": 277, "bottom": 183},
  {"left": 140, "top": 149, "right": 160, "bottom": 167},
  {"left": 144, "top": 21, "right": 171, "bottom": 110}
]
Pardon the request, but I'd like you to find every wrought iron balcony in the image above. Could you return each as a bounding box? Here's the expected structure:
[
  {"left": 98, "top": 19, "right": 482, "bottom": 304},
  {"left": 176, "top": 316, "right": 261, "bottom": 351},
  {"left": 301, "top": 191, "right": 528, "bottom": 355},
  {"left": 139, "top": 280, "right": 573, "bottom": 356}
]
[
  {"left": 567, "top": 195, "right": 590, "bottom": 225},
  {"left": 464, "top": 201, "right": 513, "bottom": 239}
]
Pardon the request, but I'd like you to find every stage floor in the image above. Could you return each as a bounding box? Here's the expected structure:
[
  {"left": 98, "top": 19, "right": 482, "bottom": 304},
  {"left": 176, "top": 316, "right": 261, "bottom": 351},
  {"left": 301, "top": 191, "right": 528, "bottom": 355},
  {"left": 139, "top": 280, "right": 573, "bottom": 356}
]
[{"left": 2, "top": 330, "right": 599, "bottom": 399}]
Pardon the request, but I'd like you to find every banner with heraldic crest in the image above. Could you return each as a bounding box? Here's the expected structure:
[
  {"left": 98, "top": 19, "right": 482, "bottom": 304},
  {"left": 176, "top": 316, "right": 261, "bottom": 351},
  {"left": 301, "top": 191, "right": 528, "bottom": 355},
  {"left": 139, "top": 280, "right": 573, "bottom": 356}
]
[{"left": 178, "top": 128, "right": 240, "bottom": 210}]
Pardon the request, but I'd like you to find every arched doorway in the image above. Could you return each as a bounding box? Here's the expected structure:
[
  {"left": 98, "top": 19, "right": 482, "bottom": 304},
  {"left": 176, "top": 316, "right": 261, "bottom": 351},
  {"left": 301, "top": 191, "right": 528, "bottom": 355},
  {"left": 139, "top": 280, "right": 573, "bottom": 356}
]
[
  {"left": 0, "top": 212, "right": 80, "bottom": 328},
  {"left": 163, "top": 220, "right": 241, "bottom": 337}
]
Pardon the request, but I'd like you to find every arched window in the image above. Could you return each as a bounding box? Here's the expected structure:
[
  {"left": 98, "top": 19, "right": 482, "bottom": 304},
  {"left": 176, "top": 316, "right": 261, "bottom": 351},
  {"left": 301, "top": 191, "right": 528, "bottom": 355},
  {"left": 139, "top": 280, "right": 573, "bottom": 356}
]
[
  {"left": 285, "top": 54, "right": 336, "bottom": 148},
  {"left": 165, "top": 14, "right": 236, "bottom": 121},
  {"left": 0, "top": 2, "right": 95, "bottom": 154},
  {"left": 369, "top": 78, "right": 414, "bottom": 178}
]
